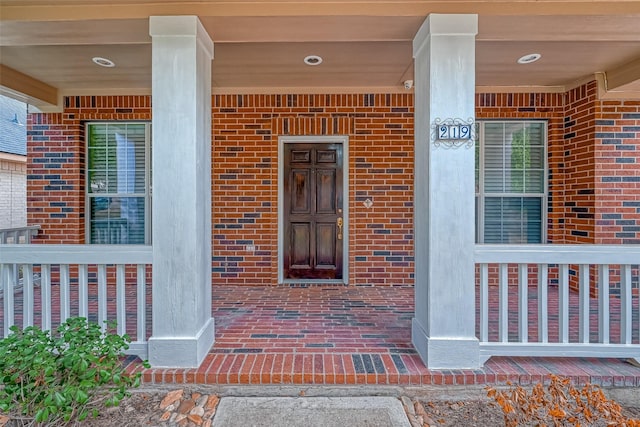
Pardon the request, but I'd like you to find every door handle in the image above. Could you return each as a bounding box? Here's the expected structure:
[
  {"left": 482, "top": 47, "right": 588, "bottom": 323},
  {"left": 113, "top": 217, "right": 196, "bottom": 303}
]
[{"left": 337, "top": 217, "right": 343, "bottom": 240}]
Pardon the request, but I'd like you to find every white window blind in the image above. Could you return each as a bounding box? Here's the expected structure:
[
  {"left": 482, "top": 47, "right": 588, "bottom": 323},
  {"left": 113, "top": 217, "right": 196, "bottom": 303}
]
[
  {"left": 86, "top": 123, "right": 151, "bottom": 244},
  {"left": 476, "top": 121, "right": 546, "bottom": 243}
]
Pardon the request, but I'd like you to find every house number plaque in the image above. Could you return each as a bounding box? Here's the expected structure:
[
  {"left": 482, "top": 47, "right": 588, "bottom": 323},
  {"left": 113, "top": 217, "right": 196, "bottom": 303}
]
[{"left": 431, "top": 117, "right": 475, "bottom": 148}]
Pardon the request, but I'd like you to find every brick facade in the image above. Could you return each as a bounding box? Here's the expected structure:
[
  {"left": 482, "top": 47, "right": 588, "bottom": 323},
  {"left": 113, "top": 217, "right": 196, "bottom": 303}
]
[
  {"left": 211, "top": 94, "right": 414, "bottom": 286},
  {"left": 595, "top": 98, "right": 640, "bottom": 245},
  {"left": 26, "top": 83, "right": 639, "bottom": 287},
  {"left": 27, "top": 96, "right": 151, "bottom": 244},
  {"left": 563, "top": 82, "right": 598, "bottom": 244}
]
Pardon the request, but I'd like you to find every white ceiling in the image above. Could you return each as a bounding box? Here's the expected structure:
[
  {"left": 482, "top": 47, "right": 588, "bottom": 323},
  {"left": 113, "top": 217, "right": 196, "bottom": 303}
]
[{"left": 1, "top": 1, "right": 640, "bottom": 108}]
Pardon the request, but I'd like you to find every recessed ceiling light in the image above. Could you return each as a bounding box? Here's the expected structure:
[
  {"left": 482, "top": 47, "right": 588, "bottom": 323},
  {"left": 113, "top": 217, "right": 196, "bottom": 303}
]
[
  {"left": 517, "top": 53, "right": 541, "bottom": 64},
  {"left": 303, "top": 55, "right": 323, "bottom": 66},
  {"left": 92, "top": 57, "right": 115, "bottom": 67}
]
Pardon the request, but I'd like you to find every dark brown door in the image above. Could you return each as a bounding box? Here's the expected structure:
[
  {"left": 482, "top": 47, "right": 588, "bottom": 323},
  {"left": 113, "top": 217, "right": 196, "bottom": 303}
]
[{"left": 284, "top": 143, "right": 343, "bottom": 280}]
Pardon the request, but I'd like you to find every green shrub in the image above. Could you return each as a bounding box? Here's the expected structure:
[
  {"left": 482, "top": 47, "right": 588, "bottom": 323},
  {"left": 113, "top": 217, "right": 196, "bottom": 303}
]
[{"left": 0, "top": 317, "right": 149, "bottom": 425}]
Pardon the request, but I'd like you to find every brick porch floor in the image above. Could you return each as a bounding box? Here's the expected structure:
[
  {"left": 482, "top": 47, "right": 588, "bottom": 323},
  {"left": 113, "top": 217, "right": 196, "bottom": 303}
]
[{"left": 124, "top": 285, "right": 640, "bottom": 387}]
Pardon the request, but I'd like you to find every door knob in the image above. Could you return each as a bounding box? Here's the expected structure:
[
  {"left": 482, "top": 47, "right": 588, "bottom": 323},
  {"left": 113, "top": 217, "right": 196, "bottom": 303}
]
[{"left": 337, "top": 217, "right": 343, "bottom": 240}]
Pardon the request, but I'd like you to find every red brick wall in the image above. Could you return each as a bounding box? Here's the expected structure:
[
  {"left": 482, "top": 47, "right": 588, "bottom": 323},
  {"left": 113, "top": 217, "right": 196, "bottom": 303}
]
[
  {"left": 25, "top": 87, "right": 639, "bottom": 287},
  {"left": 27, "top": 113, "right": 84, "bottom": 243},
  {"left": 563, "top": 82, "right": 598, "bottom": 243},
  {"left": 557, "top": 82, "right": 640, "bottom": 245},
  {"left": 595, "top": 99, "right": 640, "bottom": 244},
  {"left": 211, "top": 94, "right": 414, "bottom": 286},
  {"left": 27, "top": 96, "right": 151, "bottom": 243}
]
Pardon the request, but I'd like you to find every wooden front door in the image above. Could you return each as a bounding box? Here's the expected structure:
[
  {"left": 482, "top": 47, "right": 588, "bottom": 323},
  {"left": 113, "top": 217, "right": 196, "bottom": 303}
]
[{"left": 283, "top": 143, "right": 343, "bottom": 280}]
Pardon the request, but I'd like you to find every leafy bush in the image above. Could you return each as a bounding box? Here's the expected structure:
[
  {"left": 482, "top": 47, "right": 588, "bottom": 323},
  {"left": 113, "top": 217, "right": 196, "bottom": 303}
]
[
  {"left": 0, "top": 317, "right": 149, "bottom": 425},
  {"left": 487, "top": 374, "right": 640, "bottom": 426}
]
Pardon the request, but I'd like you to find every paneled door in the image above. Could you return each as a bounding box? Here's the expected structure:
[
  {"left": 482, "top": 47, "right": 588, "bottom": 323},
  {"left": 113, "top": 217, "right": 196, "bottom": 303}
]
[{"left": 283, "top": 143, "right": 343, "bottom": 280}]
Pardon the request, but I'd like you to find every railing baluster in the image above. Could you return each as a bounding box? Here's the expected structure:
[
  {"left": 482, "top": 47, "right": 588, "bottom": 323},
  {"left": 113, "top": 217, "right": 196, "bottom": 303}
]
[
  {"left": 480, "top": 263, "right": 489, "bottom": 342},
  {"left": 98, "top": 264, "right": 107, "bottom": 330},
  {"left": 60, "top": 264, "right": 70, "bottom": 322},
  {"left": 559, "top": 264, "right": 569, "bottom": 343},
  {"left": 578, "top": 264, "right": 590, "bottom": 343},
  {"left": 2, "top": 264, "right": 14, "bottom": 337},
  {"left": 499, "top": 263, "right": 509, "bottom": 343},
  {"left": 518, "top": 263, "right": 528, "bottom": 343},
  {"left": 12, "top": 259, "right": 18, "bottom": 290},
  {"left": 474, "top": 245, "right": 640, "bottom": 360},
  {"left": 41, "top": 264, "right": 52, "bottom": 331},
  {"left": 23, "top": 265, "right": 34, "bottom": 328},
  {"left": 598, "top": 264, "right": 610, "bottom": 344},
  {"left": 116, "top": 264, "right": 126, "bottom": 336},
  {"left": 78, "top": 265, "right": 88, "bottom": 318},
  {"left": 0, "top": 244, "right": 151, "bottom": 359},
  {"left": 538, "top": 264, "right": 548, "bottom": 343},
  {"left": 621, "top": 264, "right": 632, "bottom": 344}
]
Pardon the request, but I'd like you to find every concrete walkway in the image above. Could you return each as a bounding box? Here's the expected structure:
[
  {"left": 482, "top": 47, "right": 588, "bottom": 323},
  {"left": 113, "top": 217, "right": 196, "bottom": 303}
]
[{"left": 211, "top": 396, "right": 411, "bottom": 427}]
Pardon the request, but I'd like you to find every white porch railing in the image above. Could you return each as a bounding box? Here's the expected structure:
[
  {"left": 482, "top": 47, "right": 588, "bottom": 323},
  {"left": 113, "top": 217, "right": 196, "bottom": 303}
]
[
  {"left": 0, "top": 244, "right": 152, "bottom": 359},
  {"left": 1, "top": 225, "right": 41, "bottom": 284},
  {"left": 476, "top": 244, "right": 640, "bottom": 364},
  {"left": 0, "top": 225, "right": 40, "bottom": 244}
]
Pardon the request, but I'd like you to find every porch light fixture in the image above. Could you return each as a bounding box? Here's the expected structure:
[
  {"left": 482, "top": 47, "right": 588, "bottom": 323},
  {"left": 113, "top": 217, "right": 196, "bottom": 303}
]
[
  {"left": 303, "top": 55, "right": 323, "bottom": 66},
  {"left": 517, "top": 53, "right": 541, "bottom": 64},
  {"left": 92, "top": 57, "right": 116, "bottom": 67}
]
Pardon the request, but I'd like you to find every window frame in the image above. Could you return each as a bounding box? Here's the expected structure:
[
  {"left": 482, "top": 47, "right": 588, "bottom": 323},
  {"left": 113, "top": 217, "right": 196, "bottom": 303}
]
[
  {"left": 85, "top": 121, "right": 152, "bottom": 245},
  {"left": 475, "top": 120, "right": 548, "bottom": 244}
]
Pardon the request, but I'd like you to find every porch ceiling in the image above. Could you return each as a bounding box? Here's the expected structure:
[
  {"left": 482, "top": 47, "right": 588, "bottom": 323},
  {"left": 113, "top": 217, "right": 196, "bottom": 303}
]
[{"left": 1, "top": 1, "right": 640, "bottom": 109}]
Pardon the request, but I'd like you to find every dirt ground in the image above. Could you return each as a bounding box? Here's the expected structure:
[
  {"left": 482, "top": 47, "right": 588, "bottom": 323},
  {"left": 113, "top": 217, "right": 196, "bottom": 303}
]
[
  {"left": 94, "top": 395, "right": 507, "bottom": 427},
  {"left": 412, "top": 398, "right": 640, "bottom": 426},
  {"left": 5, "top": 389, "right": 640, "bottom": 426}
]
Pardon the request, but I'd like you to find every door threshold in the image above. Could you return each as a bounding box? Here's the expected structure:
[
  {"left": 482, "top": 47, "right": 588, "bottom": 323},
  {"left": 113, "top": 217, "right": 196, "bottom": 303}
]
[{"left": 279, "top": 280, "right": 347, "bottom": 287}]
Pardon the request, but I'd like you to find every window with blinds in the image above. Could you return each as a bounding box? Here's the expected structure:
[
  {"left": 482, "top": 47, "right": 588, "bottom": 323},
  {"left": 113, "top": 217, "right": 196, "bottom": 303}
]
[
  {"left": 475, "top": 121, "right": 547, "bottom": 243},
  {"left": 86, "top": 123, "right": 151, "bottom": 244}
]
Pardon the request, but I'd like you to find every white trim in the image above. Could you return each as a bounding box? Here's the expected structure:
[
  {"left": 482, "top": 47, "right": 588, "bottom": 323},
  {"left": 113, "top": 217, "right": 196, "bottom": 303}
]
[
  {"left": 149, "top": 15, "right": 214, "bottom": 59},
  {"left": 413, "top": 14, "right": 478, "bottom": 58},
  {"left": 0, "top": 244, "right": 152, "bottom": 264},
  {"left": 0, "top": 152, "right": 26, "bottom": 163},
  {"left": 480, "top": 343, "right": 640, "bottom": 361},
  {"left": 475, "top": 243, "right": 640, "bottom": 265},
  {"left": 278, "top": 135, "right": 349, "bottom": 285},
  {"left": 85, "top": 122, "right": 152, "bottom": 245},
  {"left": 147, "top": 317, "right": 215, "bottom": 368},
  {"left": 475, "top": 120, "right": 548, "bottom": 244}
]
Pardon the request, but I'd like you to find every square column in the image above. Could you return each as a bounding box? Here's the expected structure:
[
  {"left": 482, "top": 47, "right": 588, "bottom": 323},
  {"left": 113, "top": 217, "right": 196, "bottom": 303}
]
[
  {"left": 412, "top": 14, "right": 480, "bottom": 369},
  {"left": 148, "top": 16, "right": 214, "bottom": 367}
]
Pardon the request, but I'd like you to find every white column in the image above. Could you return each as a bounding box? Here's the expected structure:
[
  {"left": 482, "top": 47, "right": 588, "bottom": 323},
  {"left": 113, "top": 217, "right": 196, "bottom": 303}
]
[
  {"left": 412, "top": 14, "right": 480, "bottom": 369},
  {"left": 148, "top": 16, "right": 214, "bottom": 367}
]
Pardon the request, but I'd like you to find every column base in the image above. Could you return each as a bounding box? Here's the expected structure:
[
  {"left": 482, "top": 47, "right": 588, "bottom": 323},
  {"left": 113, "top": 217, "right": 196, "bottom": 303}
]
[
  {"left": 412, "top": 318, "right": 480, "bottom": 370},
  {"left": 148, "top": 317, "right": 215, "bottom": 368}
]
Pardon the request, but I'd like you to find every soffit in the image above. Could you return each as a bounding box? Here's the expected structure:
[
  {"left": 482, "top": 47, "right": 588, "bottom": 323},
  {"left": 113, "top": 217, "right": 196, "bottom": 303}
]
[{"left": 1, "top": 4, "right": 640, "bottom": 103}]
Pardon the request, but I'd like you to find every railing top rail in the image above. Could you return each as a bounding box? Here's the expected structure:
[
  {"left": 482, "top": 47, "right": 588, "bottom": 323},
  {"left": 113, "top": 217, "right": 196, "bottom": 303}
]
[
  {"left": 0, "top": 225, "right": 40, "bottom": 234},
  {"left": 0, "top": 244, "right": 152, "bottom": 264},
  {"left": 475, "top": 244, "right": 640, "bottom": 265}
]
